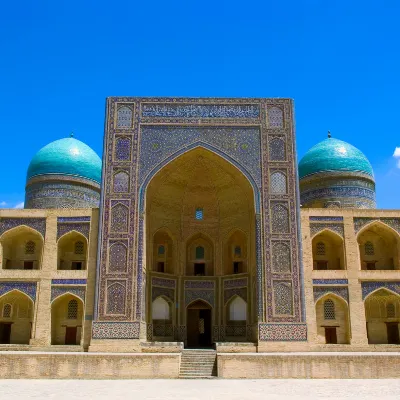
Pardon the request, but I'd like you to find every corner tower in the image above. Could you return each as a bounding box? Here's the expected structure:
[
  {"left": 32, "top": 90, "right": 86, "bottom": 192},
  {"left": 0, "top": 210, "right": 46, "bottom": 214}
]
[
  {"left": 25, "top": 136, "right": 102, "bottom": 209},
  {"left": 298, "top": 134, "right": 376, "bottom": 209}
]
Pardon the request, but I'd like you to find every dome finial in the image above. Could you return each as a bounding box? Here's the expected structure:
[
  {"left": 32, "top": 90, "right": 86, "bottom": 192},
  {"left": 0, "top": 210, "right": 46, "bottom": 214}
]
[
  {"left": 70, "top": 132, "right": 74, "bottom": 138},
  {"left": 327, "top": 130, "right": 331, "bottom": 139}
]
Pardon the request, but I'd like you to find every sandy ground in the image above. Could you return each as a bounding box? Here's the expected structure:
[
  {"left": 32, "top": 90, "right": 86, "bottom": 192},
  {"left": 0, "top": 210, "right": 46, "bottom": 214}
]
[{"left": 0, "top": 379, "right": 400, "bottom": 400}]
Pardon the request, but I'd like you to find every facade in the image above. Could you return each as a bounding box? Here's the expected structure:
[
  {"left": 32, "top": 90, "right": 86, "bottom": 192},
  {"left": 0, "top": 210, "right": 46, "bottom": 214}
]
[{"left": 0, "top": 97, "right": 399, "bottom": 377}]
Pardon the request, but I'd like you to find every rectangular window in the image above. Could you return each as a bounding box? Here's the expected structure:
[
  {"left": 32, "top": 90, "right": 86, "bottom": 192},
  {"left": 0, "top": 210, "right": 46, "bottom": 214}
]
[
  {"left": 157, "top": 262, "right": 165, "bottom": 273},
  {"left": 24, "top": 261, "right": 34, "bottom": 270},
  {"left": 324, "top": 327, "right": 337, "bottom": 344},
  {"left": 366, "top": 262, "right": 376, "bottom": 270},
  {"left": 194, "top": 263, "right": 205, "bottom": 276},
  {"left": 316, "top": 261, "right": 328, "bottom": 270},
  {"left": 71, "top": 262, "right": 83, "bottom": 270}
]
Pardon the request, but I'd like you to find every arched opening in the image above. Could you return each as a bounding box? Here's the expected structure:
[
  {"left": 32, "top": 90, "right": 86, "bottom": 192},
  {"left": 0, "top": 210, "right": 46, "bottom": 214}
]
[
  {"left": 152, "top": 230, "right": 174, "bottom": 274},
  {"left": 365, "top": 289, "right": 400, "bottom": 344},
  {"left": 315, "top": 294, "right": 350, "bottom": 344},
  {"left": 358, "top": 223, "right": 400, "bottom": 270},
  {"left": 1, "top": 226, "right": 43, "bottom": 270},
  {"left": 151, "top": 296, "right": 173, "bottom": 340},
  {"left": 57, "top": 231, "right": 87, "bottom": 270},
  {"left": 224, "top": 296, "right": 247, "bottom": 340},
  {"left": 224, "top": 230, "right": 247, "bottom": 275},
  {"left": 312, "top": 230, "right": 345, "bottom": 270},
  {"left": 51, "top": 294, "right": 84, "bottom": 345},
  {"left": 186, "top": 300, "right": 212, "bottom": 348},
  {"left": 186, "top": 233, "right": 214, "bottom": 276},
  {"left": 0, "top": 290, "right": 33, "bottom": 344}
]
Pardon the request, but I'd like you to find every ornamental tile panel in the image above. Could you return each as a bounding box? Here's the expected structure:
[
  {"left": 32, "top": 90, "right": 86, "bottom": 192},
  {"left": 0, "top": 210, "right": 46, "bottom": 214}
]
[
  {"left": 152, "top": 277, "right": 176, "bottom": 288},
  {"left": 0, "top": 218, "right": 46, "bottom": 238},
  {"left": 361, "top": 281, "right": 400, "bottom": 299},
  {"left": 0, "top": 282, "right": 37, "bottom": 301},
  {"left": 57, "top": 222, "right": 90, "bottom": 240},
  {"left": 51, "top": 279, "right": 87, "bottom": 285},
  {"left": 185, "top": 289, "right": 215, "bottom": 307},
  {"left": 184, "top": 280, "right": 215, "bottom": 289},
  {"left": 312, "top": 279, "right": 348, "bottom": 285},
  {"left": 92, "top": 321, "right": 140, "bottom": 339},
  {"left": 313, "top": 286, "right": 349, "bottom": 303},
  {"left": 310, "top": 222, "right": 344, "bottom": 238},
  {"left": 51, "top": 286, "right": 86, "bottom": 302},
  {"left": 259, "top": 323, "right": 307, "bottom": 341},
  {"left": 223, "top": 278, "right": 247, "bottom": 289}
]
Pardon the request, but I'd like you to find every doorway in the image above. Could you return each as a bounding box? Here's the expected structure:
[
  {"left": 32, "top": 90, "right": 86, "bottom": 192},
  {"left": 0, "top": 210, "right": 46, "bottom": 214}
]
[
  {"left": 0, "top": 323, "right": 12, "bottom": 344},
  {"left": 65, "top": 326, "right": 78, "bottom": 345},
  {"left": 186, "top": 300, "right": 212, "bottom": 348},
  {"left": 324, "top": 327, "right": 338, "bottom": 344},
  {"left": 387, "top": 323, "right": 400, "bottom": 344}
]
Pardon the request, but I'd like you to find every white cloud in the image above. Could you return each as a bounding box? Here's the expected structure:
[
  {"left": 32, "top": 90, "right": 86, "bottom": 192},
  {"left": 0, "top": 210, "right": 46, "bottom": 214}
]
[
  {"left": 393, "top": 147, "right": 400, "bottom": 158},
  {"left": 0, "top": 201, "right": 7, "bottom": 207},
  {"left": 14, "top": 202, "right": 24, "bottom": 209}
]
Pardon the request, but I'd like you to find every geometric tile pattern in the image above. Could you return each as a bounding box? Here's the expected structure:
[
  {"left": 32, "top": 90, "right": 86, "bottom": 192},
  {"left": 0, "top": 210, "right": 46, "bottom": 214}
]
[
  {"left": 361, "top": 281, "right": 400, "bottom": 300},
  {"left": 310, "top": 222, "right": 344, "bottom": 238},
  {"left": 51, "top": 279, "right": 87, "bottom": 285},
  {"left": 354, "top": 217, "right": 400, "bottom": 235},
  {"left": 259, "top": 323, "right": 307, "bottom": 341},
  {"left": 313, "top": 279, "right": 348, "bottom": 285},
  {"left": 57, "top": 222, "right": 90, "bottom": 240},
  {"left": 0, "top": 281, "right": 37, "bottom": 301},
  {"left": 51, "top": 285, "right": 86, "bottom": 302},
  {"left": 313, "top": 286, "right": 349, "bottom": 303},
  {"left": 0, "top": 218, "right": 46, "bottom": 238},
  {"left": 92, "top": 321, "right": 140, "bottom": 339}
]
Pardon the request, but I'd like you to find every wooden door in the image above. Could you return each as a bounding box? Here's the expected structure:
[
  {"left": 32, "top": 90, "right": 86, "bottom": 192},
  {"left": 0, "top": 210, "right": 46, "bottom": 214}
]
[
  {"left": 0, "top": 323, "right": 12, "bottom": 344},
  {"left": 65, "top": 327, "right": 77, "bottom": 345},
  {"left": 387, "top": 323, "right": 400, "bottom": 344},
  {"left": 325, "top": 327, "right": 337, "bottom": 344}
]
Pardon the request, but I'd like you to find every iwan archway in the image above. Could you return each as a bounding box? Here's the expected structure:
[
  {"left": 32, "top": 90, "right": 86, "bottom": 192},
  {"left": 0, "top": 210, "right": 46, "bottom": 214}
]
[{"left": 144, "top": 147, "right": 257, "bottom": 346}]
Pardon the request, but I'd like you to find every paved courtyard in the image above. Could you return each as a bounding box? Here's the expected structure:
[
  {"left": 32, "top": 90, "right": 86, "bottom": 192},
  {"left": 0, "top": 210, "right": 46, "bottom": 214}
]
[{"left": 0, "top": 379, "right": 400, "bottom": 399}]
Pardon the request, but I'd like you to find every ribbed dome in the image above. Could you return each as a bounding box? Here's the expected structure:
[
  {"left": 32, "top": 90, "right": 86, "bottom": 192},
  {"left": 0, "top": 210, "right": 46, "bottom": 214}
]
[
  {"left": 26, "top": 137, "right": 102, "bottom": 184},
  {"left": 298, "top": 138, "right": 374, "bottom": 180}
]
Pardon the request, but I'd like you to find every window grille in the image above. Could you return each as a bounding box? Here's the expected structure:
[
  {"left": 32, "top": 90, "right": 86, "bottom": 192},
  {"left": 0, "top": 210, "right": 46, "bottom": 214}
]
[
  {"left": 316, "top": 242, "right": 326, "bottom": 256},
  {"left": 195, "top": 246, "right": 205, "bottom": 259},
  {"left": 158, "top": 245, "right": 165, "bottom": 255},
  {"left": 270, "top": 171, "right": 287, "bottom": 194},
  {"left": 3, "top": 304, "right": 11, "bottom": 318},
  {"left": 25, "top": 241, "right": 35, "bottom": 255},
  {"left": 67, "top": 299, "right": 78, "bottom": 319},
  {"left": 195, "top": 208, "right": 203, "bottom": 220},
  {"left": 116, "top": 106, "right": 133, "bottom": 128},
  {"left": 74, "top": 241, "right": 84, "bottom": 255},
  {"left": 387, "top": 303, "right": 395, "bottom": 318},
  {"left": 364, "top": 241, "right": 375, "bottom": 255},
  {"left": 324, "top": 299, "right": 335, "bottom": 320}
]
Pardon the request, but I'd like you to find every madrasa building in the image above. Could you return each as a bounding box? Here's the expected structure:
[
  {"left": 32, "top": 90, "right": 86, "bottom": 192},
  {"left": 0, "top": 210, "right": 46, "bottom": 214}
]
[{"left": 0, "top": 97, "right": 400, "bottom": 379}]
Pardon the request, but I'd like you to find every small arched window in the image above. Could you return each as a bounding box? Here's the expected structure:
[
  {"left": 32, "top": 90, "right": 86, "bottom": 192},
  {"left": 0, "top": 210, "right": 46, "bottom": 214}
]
[
  {"left": 67, "top": 299, "right": 78, "bottom": 319},
  {"left": 364, "top": 241, "right": 375, "bottom": 256},
  {"left": 324, "top": 299, "right": 335, "bottom": 320},
  {"left": 25, "top": 241, "right": 35, "bottom": 255},
  {"left": 195, "top": 208, "right": 203, "bottom": 220},
  {"left": 74, "top": 241, "right": 84, "bottom": 255},
  {"left": 387, "top": 303, "right": 395, "bottom": 318},
  {"left": 195, "top": 246, "right": 205, "bottom": 259},
  {"left": 3, "top": 303, "right": 12, "bottom": 318},
  {"left": 158, "top": 245, "right": 165, "bottom": 255},
  {"left": 316, "top": 242, "right": 326, "bottom": 256}
]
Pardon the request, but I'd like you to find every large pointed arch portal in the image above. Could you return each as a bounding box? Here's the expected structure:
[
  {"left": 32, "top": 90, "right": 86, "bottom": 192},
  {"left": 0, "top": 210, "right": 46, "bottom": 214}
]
[{"left": 93, "top": 97, "right": 306, "bottom": 347}]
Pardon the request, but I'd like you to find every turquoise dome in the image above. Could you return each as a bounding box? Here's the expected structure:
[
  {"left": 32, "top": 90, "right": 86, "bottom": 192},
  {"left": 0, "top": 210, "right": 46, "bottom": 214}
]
[
  {"left": 27, "top": 137, "right": 102, "bottom": 184},
  {"left": 298, "top": 138, "right": 374, "bottom": 180}
]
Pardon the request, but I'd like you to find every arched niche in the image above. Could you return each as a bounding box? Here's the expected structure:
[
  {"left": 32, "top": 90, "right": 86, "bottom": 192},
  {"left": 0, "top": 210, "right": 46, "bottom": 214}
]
[
  {"left": 152, "top": 230, "right": 174, "bottom": 274},
  {"left": 364, "top": 288, "right": 400, "bottom": 344},
  {"left": 358, "top": 223, "right": 400, "bottom": 270},
  {"left": 312, "top": 230, "right": 345, "bottom": 270},
  {"left": 0, "top": 290, "right": 33, "bottom": 344},
  {"left": 224, "top": 230, "right": 247, "bottom": 275},
  {"left": 1, "top": 226, "right": 43, "bottom": 270},
  {"left": 186, "top": 233, "right": 214, "bottom": 276},
  {"left": 51, "top": 294, "right": 84, "bottom": 345},
  {"left": 224, "top": 296, "right": 247, "bottom": 340},
  {"left": 315, "top": 294, "right": 350, "bottom": 344},
  {"left": 57, "top": 231, "right": 88, "bottom": 270},
  {"left": 151, "top": 296, "right": 173, "bottom": 339}
]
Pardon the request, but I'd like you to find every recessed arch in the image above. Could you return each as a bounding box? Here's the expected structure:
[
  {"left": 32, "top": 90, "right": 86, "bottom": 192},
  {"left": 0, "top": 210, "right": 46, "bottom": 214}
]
[
  {"left": 0, "top": 290, "right": 34, "bottom": 344},
  {"left": 312, "top": 229, "right": 345, "bottom": 270},
  {"left": 357, "top": 221, "right": 400, "bottom": 270},
  {"left": 1, "top": 225, "right": 44, "bottom": 270},
  {"left": 51, "top": 293, "right": 84, "bottom": 345},
  {"left": 57, "top": 230, "right": 88, "bottom": 271},
  {"left": 315, "top": 293, "right": 350, "bottom": 344}
]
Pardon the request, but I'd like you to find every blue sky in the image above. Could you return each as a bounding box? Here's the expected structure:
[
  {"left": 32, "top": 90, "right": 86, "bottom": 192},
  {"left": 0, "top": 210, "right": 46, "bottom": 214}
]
[{"left": 1, "top": 0, "right": 399, "bottom": 208}]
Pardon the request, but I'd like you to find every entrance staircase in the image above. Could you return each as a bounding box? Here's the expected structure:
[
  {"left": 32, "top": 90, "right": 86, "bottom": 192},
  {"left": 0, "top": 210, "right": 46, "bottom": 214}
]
[{"left": 179, "top": 349, "right": 217, "bottom": 378}]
